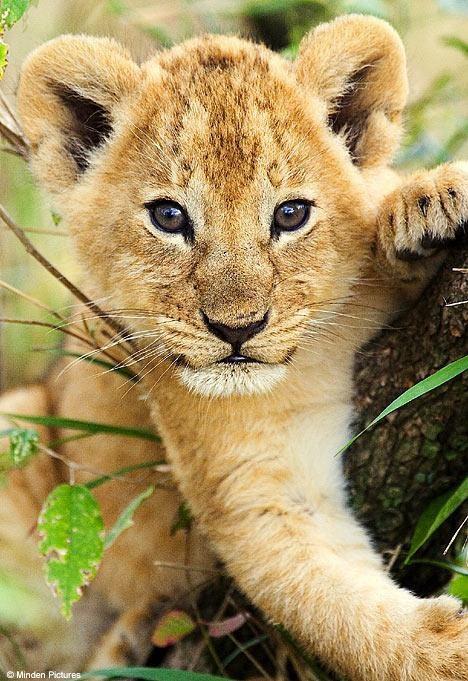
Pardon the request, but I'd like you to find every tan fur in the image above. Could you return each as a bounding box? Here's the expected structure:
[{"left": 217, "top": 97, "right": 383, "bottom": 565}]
[{"left": 1, "top": 14, "right": 467, "bottom": 679}]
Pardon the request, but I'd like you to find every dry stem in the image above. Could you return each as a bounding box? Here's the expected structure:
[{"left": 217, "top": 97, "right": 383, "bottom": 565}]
[
  {"left": 0, "top": 90, "right": 29, "bottom": 159},
  {"left": 0, "top": 203, "right": 134, "bottom": 344}
]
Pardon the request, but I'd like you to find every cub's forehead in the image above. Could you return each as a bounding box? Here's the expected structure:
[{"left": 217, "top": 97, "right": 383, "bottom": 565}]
[{"left": 125, "top": 36, "right": 320, "bottom": 191}]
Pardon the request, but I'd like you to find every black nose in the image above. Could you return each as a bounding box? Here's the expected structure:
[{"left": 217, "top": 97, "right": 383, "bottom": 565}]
[{"left": 202, "top": 311, "right": 268, "bottom": 348}]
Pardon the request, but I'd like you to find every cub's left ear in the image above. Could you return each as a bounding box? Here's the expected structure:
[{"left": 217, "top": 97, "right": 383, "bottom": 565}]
[
  {"left": 17, "top": 35, "right": 141, "bottom": 194},
  {"left": 295, "top": 14, "right": 408, "bottom": 167}
]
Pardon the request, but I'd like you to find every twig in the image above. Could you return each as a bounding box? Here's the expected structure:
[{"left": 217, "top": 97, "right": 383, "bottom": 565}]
[
  {"left": 0, "top": 316, "right": 99, "bottom": 348},
  {"left": 22, "top": 227, "right": 68, "bottom": 236},
  {"left": 153, "top": 560, "right": 222, "bottom": 575},
  {"left": 0, "top": 90, "right": 29, "bottom": 159},
  {"left": 0, "top": 203, "right": 133, "bottom": 344},
  {"left": 188, "top": 583, "right": 234, "bottom": 674},
  {"left": 384, "top": 544, "right": 402, "bottom": 573},
  {"left": 226, "top": 632, "right": 274, "bottom": 681},
  {"left": 0, "top": 316, "right": 136, "bottom": 375},
  {"left": 0, "top": 279, "right": 65, "bottom": 321}
]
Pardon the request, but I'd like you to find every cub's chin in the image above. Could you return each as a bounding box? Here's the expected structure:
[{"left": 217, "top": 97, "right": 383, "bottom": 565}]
[{"left": 177, "top": 361, "right": 287, "bottom": 398}]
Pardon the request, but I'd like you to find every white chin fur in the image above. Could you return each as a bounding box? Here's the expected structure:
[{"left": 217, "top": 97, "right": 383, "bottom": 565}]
[{"left": 177, "top": 362, "right": 287, "bottom": 398}]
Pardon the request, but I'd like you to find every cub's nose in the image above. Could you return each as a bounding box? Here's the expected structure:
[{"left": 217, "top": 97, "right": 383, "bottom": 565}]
[{"left": 201, "top": 311, "right": 269, "bottom": 348}]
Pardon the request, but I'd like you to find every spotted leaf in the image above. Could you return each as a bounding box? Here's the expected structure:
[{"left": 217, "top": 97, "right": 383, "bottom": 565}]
[{"left": 38, "top": 484, "right": 104, "bottom": 619}]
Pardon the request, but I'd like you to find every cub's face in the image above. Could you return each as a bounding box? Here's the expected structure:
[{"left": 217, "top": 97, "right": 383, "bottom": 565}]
[{"left": 18, "top": 17, "right": 407, "bottom": 397}]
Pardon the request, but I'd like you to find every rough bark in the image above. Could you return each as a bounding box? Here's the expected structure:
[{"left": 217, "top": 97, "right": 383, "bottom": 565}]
[{"left": 346, "top": 248, "right": 467, "bottom": 594}]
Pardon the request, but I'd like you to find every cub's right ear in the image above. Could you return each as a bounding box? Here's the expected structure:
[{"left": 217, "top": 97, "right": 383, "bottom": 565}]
[{"left": 17, "top": 35, "right": 141, "bottom": 193}]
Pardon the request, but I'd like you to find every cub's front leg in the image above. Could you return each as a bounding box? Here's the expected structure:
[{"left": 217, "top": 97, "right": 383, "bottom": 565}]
[
  {"left": 156, "top": 409, "right": 467, "bottom": 681},
  {"left": 376, "top": 162, "right": 468, "bottom": 290}
]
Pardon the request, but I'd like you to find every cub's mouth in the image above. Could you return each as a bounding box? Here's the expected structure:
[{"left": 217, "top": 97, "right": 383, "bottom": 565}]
[
  {"left": 174, "top": 352, "right": 292, "bottom": 398},
  {"left": 219, "top": 353, "right": 263, "bottom": 364}
]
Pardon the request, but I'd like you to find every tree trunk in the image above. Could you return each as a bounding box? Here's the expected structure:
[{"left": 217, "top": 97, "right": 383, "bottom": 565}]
[{"left": 346, "top": 248, "right": 467, "bottom": 594}]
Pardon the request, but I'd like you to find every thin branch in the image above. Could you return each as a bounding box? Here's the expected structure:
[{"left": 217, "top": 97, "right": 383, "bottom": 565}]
[
  {"left": 0, "top": 90, "right": 29, "bottom": 159},
  {"left": 0, "top": 316, "right": 99, "bottom": 348},
  {"left": 22, "top": 227, "right": 68, "bottom": 236},
  {"left": 36, "top": 442, "right": 173, "bottom": 488},
  {"left": 153, "top": 560, "right": 222, "bottom": 575},
  {"left": 0, "top": 279, "right": 65, "bottom": 321},
  {"left": 0, "top": 203, "right": 133, "bottom": 344}
]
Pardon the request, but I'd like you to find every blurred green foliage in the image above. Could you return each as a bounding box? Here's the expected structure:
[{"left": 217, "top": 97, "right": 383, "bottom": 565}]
[
  {"left": 243, "top": 0, "right": 390, "bottom": 51},
  {"left": 399, "top": 34, "right": 468, "bottom": 166}
]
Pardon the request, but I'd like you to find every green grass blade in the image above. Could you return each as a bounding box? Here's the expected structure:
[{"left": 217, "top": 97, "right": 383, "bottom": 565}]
[
  {"left": 222, "top": 636, "right": 268, "bottom": 668},
  {"left": 408, "top": 558, "right": 468, "bottom": 577},
  {"left": 1, "top": 413, "right": 160, "bottom": 442},
  {"left": 81, "top": 668, "right": 228, "bottom": 681},
  {"left": 85, "top": 460, "right": 165, "bottom": 490},
  {"left": 105, "top": 486, "right": 154, "bottom": 549},
  {"left": 57, "top": 351, "right": 137, "bottom": 381},
  {"left": 443, "top": 35, "right": 468, "bottom": 56},
  {"left": 340, "top": 355, "right": 468, "bottom": 454},
  {"left": 405, "top": 477, "right": 468, "bottom": 564}
]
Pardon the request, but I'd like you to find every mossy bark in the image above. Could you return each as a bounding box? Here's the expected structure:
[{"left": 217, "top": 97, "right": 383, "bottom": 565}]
[{"left": 346, "top": 248, "right": 467, "bottom": 594}]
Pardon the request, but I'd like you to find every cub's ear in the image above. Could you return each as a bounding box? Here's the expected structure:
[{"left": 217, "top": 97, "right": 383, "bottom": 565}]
[
  {"left": 17, "top": 35, "right": 141, "bottom": 192},
  {"left": 295, "top": 15, "right": 408, "bottom": 167}
]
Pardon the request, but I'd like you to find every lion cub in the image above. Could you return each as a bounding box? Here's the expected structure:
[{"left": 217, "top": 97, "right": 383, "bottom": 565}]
[{"left": 0, "top": 13, "right": 467, "bottom": 681}]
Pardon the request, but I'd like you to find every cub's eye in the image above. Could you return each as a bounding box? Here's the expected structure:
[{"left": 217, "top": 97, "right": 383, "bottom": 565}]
[
  {"left": 146, "top": 200, "right": 190, "bottom": 236},
  {"left": 272, "top": 200, "right": 312, "bottom": 236}
]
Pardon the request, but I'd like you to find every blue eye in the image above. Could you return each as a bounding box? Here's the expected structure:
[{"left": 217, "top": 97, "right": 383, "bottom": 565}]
[
  {"left": 146, "top": 200, "right": 190, "bottom": 235},
  {"left": 272, "top": 200, "right": 312, "bottom": 236}
]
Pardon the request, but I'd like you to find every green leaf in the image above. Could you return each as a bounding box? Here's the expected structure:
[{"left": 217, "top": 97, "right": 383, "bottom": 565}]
[
  {"left": 170, "top": 501, "right": 193, "bottom": 535},
  {"left": 0, "top": 0, "right": 34, "bottom": 30},
  {"left": 340, "top": 355, "right": 468, "bottom": 453},
  {"left": 105, "top": 486, "right": 154, "bottom": 549},
  {"left": 448, "top": 574, "right": 468, "bottom": 602},
  {"left": 51, "top": 211, "right": 62, "bottom": 226},
  {"left": 8, "top": 427, "right": 39, "bottom": 467},
  {"left": 1, "top": 412, "right": 160, "bottom": 442},
  {"left": 151, "top": 610, "right": 196, "bottom": 647},
  {"left": 0, "top": 39, "right": 7, "bottom": 79},
  {"left": 81, "top": 668, "right": 227, "bottom": 681},
  {"left": 443, "top": 35, "right": 468, "bottom": 55},
  {"left": 38, "top": 484, "right": 104, "bottom": 619},
  {"left": 405, "top": 477, "right": 468, "bottom": 564}
]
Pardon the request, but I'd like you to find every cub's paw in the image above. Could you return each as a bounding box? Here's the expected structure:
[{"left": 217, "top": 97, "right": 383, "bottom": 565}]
[
  {"left": 408, "top": 595, "right": 468, "bottom": 681},
  {"left": 377, "top": 164, "right": 468, "bottom": 274}
]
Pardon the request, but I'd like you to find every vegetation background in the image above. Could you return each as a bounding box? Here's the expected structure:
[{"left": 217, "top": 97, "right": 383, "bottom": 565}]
[{"left": 1, "top": 0, "right": 468, "bottom": 390}]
